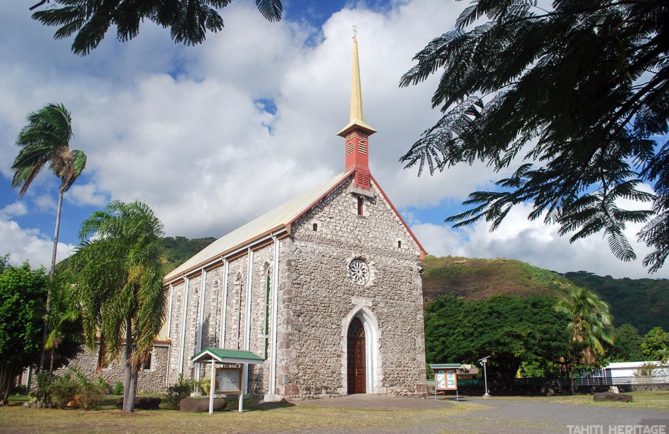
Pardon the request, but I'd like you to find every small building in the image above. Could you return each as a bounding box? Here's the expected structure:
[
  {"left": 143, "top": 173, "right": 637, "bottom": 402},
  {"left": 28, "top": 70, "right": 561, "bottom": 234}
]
[{"left": 581, "top": 361, "right": 669, "bottom": 386}]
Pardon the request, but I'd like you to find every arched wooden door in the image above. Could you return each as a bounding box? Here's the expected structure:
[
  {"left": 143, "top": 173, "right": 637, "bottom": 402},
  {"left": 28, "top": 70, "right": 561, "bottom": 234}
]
[{"left": 347, "top": 317, "right": 366, "bottom": 394}]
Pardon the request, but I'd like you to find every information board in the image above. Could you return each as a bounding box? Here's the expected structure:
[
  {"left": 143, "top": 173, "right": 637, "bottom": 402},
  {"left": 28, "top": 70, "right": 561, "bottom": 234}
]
[
  {"left": 215, "top": 367, "right": 242, "bottom": 393},
  {"left": 434, "top": 368, "right": 458, "bottom": 391}
]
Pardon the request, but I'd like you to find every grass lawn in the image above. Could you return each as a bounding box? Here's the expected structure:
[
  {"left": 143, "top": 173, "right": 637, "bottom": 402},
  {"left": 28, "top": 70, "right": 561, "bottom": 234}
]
[
  {"left": 545, "top": 390, "right": 669, "bottom": 410},
  {"left": 2, "top": 391, "right": 667, "bottom": 433},
  {"left": 0, "top": 395, "right": 478, "bottom": 433}
]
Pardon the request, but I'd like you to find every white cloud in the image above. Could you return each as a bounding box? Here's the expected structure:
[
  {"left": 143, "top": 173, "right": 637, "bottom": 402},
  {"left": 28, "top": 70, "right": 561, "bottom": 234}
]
[
  {"left": 0, "top": 217, "right": 75, "bottom": 268},
  {"left": 412, "top": 200, "right": 669, "bottom": 279},
  {"left": 34, "top": 194, "right": 58, "bottom": 213},
  {"left": 0, "top": 201, "right": 27, "bottom": 218},
  {"left": 0, "top": 0, "right": 471, "bottom": 238},
  {"left": 66, "top": 183, "right": 108, "bottom": 207}
]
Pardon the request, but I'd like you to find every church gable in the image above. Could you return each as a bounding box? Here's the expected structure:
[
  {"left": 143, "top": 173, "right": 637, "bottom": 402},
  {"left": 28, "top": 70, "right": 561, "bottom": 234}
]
[{"left": 291, "top": 174, "right": 425, "bottom": 259}]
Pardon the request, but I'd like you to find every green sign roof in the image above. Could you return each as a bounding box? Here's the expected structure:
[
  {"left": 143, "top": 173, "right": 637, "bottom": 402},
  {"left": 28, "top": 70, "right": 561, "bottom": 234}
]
[
  {"left": 191, "top": 347, "right": 264, "bottom": 365},
  {"left": 429, "top": 363, "right": 462, "bottom": 369}
]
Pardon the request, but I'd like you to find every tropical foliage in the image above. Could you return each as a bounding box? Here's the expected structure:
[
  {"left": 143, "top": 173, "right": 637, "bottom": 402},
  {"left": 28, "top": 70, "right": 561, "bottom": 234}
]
[
  {"left": 555, "top": 287, "right": 614, "bottom": 393},
  {"left": 69, "top": 201, "right": 165, "bottom": 412},
  {"left": 424, "top": 294, "right": 570, "bottom": 390},
  {"left": 565, "top": 271, "right": 669, "bottom": 333},
  {"left": 555, "top": 287, "right": 614, "bottom": 366},
  {"left": 609, "top": 323, "right": 643, "bottom": 362},
  {"left": 400, "top": 0, "right": 669, "bottom": 272},
  {"left": 641, "top": 326, "right": 669, "bottom": 362},
  {"left": 0, "top": 258, "right": 47, "bottom": 405},
  {"left": 43, "top": 276, "right": 83, "bottom": 372},
  {"left": 31, "top": 0, "right": 284, "bottom": 55},
  {"left": 12, "top": 103, "right": 86, "bottom": 275}
]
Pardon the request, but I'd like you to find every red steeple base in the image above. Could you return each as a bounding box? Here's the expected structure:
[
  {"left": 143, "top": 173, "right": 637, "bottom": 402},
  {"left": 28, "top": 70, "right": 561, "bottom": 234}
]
[{"left": 344, "top": 130, "right": 371, "bottom": 189}]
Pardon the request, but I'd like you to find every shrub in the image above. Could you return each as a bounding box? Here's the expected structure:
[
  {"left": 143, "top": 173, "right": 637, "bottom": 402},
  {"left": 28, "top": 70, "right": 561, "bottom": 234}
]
[
  {"left": 76, "top": 376, "right": 107, "bottom": 410},
  {"left": 166, "top": 375, "right": 194, "bottom": 409},
  {"left": 50, "top": 371, "right": 79, "bottom": 408},
  {"left": 31, "top": 371, "right": 54, "bottom": 404},
  {"left": 199, "top": 378, "right": 211, "bottom": 396},
  {"left": 112, "top": 381, "right": 124, "bottom": 395}
]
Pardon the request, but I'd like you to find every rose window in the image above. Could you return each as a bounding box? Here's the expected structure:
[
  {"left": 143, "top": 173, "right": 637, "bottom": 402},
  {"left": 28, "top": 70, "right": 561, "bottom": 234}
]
[{"left": 348, "top": 259, "right": 370, "bottom": 285}]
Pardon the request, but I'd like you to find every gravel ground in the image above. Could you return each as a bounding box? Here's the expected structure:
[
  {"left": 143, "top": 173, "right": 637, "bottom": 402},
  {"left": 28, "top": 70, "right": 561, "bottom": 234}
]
[{"left": 297, "top": 395, "right": 669, "bottom": 433}]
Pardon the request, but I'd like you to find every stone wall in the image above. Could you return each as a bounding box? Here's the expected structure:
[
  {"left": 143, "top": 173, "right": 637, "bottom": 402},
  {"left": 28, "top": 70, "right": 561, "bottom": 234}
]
[
  {"left": 165, "top": 244, "right": 276, "bottom": 396},
  {"left": 54, "top": 343, "right": 169, "bottom": 393},
  {"left": 277, "top": 176, "right": 427, "bottom": 398}
]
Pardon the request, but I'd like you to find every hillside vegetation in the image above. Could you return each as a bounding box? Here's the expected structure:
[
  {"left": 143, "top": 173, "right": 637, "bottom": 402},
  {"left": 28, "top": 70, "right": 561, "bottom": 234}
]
[
  {"left": 564, "top": 272, "right": 669, "bottom": 334},
  {"left": 157, "top": 236, "right": 216, "bottom": 274},
  {"left": 421, "top": 256, "right": 576, "bottom": 302},
  {"left": 422, "top": 256, "right": 668, "bottom": 333}
]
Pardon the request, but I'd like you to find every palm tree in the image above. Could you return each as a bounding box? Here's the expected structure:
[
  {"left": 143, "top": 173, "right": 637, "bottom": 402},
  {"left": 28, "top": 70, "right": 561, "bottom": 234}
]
[
  {"left": 11, "top": 102, "right": 87, "bottom": 370},
  {"left": 71, "top": 201, "right": 165, "bottom": 412},
  {"left": 44, "top": 278, "right": 80, "bottom": 372},
  {"left": 555, "top": 287, "right": 614, "bottom": 393}
]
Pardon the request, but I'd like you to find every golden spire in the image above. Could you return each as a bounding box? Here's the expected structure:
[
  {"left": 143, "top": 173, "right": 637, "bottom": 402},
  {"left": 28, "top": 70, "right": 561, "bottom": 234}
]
[
  {"left": 350, "top": 26, "right": 363, "bottom": 123},
  {"left": 338, "top": 27, "right": 376, "bottom": 137}
]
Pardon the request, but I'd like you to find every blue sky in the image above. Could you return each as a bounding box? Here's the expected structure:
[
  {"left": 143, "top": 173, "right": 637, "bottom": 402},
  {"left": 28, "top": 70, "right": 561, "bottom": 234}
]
[{"left": 0, "top": 0, "right": 666, "bottom": 278}]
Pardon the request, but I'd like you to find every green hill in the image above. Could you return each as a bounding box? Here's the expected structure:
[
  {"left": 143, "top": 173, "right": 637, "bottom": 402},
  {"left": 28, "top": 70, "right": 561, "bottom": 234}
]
[
  {"left": 157, "top": 236, "right": 216, "bottom": 274},
  {"left": 421, "top": 256, "right": 576, "bottom": 302},
  {"left": 422, "top": 255, "right": 669, "bottom": 333},
  {"left": 563, "top": 271, "right": 669, "bottom": 334}
]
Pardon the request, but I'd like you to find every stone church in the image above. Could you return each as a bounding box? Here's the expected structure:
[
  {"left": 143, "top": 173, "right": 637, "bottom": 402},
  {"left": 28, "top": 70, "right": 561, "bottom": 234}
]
[
  {"left": 55, "top": 36, "right": 428, "bottom": 398},
  {"left": 162, "top": 35, "right": 428, "bottom": 400}
]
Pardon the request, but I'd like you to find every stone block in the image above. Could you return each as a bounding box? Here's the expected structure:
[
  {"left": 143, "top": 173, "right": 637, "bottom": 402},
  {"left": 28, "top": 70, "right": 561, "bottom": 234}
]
[
  {"left": 593, "top": 392, "right": 633, "bottom": 402},
  {"left": 115, "top": 396, "right": 162, "bottom": 410},
  {"left": 179, "top": 397, "right": 227, "bottom": 412}
]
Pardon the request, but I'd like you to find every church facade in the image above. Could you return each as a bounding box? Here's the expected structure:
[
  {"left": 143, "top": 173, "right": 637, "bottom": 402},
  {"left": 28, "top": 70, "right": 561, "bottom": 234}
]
[{"left": 162, "top": 35, "right": 428, "bottom": 400}]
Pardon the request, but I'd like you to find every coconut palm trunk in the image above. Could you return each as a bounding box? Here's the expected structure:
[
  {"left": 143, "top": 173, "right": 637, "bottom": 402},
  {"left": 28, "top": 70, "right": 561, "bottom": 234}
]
[
  {"left": 39, "top": 189, "right": 65, "bottom": 370},
  {"left": 123, "top": 317, "right": 133, "bottom": 412}
]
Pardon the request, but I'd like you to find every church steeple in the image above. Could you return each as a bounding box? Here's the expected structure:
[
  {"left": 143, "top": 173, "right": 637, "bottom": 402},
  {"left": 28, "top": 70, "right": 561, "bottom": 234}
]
[{"left": 338, "top": 30, "right": 375, "bottom": 190}]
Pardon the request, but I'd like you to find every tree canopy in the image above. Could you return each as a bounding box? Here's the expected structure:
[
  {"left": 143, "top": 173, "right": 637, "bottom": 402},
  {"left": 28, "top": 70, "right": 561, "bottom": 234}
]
[
  {"left": 424, "top": 294, "right": 570, "bottom": 390},
  {"left": 641, "top": 326, "right": 669, "bottom": 362},
  {"left": 0, "top": 258, "right": 47, "bottom": 405},
  {"left": 400, "top": 0, "right": 669, "bottom": 272},
  {"left": 31, "top": 0, "right": 284, "bottom": 55},
  {"left": 609, "top": 323, "right": 643, "bottom": 362}
]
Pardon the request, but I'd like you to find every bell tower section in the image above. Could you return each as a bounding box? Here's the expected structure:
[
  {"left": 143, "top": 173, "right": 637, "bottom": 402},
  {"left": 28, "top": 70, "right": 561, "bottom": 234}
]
[{"left": 337, "top": 31, "right": 376, "bottom": 190}]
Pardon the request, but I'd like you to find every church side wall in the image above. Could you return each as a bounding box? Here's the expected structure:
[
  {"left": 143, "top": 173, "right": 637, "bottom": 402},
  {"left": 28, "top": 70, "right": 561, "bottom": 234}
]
[
  {"left": 276, "top": 177, "right": 427, "bottom": 398},
  {"left": 54, "top": 343, "right": 169, "bottom": 392},
  {"left": 165, "top": 245, "right": 277, "bottom": 396}
]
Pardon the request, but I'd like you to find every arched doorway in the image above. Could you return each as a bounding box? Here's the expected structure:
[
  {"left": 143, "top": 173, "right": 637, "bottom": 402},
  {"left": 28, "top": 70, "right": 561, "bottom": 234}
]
[{"left": 347, "top": 317, "right": 366, "bottom": 394}]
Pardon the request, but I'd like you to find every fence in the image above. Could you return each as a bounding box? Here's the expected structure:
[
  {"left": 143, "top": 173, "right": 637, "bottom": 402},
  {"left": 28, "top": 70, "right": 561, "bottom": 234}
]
[{"left": 577, "top": 376, "right": 669, "bottom": 386}]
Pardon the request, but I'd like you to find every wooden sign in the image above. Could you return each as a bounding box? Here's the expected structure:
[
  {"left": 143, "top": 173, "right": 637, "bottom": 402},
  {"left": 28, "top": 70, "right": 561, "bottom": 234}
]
[{"left": 215, "top": 367, "right": 242, "bottom": 393}]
